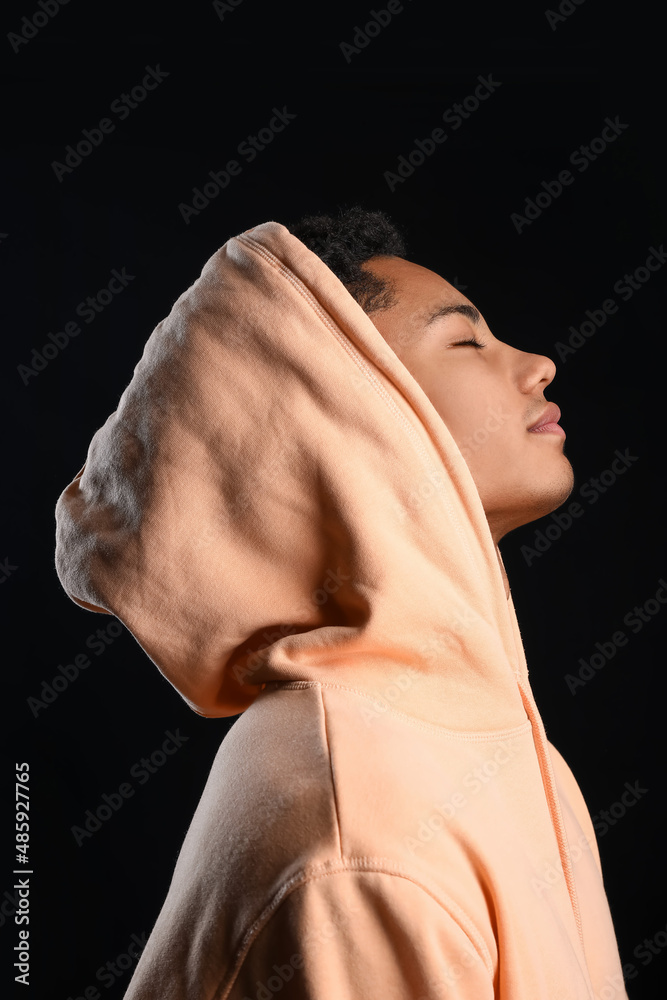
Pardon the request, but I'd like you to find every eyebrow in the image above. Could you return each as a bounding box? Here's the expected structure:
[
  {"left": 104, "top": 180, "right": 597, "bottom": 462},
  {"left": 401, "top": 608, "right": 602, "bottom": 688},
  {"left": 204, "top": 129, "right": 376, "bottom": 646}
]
[{"left": 422, "top": 303, "right": 481, "bottom": 327}]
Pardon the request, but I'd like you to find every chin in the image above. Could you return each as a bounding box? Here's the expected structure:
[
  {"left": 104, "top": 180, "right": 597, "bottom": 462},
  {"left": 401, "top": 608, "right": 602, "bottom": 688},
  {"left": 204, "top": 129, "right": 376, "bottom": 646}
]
[
  {"left": 535, "top": 475, "right": 576, "bottom": 527},
  {"left": 488, "top": 457, "right": 576, "bottom": 539}
]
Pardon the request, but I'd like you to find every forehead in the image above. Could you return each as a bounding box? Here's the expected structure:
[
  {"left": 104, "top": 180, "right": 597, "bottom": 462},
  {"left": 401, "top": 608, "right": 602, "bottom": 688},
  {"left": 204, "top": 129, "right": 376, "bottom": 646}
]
[{"left": 367, "top": 256, "right": 472, "bottom": 319}]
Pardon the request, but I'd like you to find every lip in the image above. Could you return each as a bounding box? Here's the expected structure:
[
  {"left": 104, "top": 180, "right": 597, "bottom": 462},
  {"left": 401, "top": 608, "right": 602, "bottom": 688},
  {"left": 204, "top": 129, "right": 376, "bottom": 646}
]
[{"left": 528, "top": 402, "right": 565, "bottom": 436}]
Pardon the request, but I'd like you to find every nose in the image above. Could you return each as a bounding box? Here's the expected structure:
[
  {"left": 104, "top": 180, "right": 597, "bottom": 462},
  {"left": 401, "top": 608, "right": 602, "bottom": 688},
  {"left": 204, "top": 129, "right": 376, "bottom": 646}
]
[{"left": 516, "top": 349, "right": 557, "bottom": 393}]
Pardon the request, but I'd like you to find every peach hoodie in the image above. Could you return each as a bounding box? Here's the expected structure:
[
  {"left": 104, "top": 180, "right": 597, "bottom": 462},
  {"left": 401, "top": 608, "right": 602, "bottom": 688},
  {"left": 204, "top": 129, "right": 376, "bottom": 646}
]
[{"left": 54, "top": 222, "right": 629, "bottom": 999}]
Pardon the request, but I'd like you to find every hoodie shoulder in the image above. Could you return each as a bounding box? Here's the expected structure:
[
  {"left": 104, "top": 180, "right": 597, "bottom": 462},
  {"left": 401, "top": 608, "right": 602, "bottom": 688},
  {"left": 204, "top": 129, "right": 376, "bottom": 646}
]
[{"left": 225, "top": 865, "right": 496, "bottom": 1000}]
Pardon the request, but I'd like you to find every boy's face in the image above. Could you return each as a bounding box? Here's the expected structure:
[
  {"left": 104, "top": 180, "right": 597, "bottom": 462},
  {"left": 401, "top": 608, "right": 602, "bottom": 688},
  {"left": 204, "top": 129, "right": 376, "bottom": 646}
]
[{"left": 364, "top": 256, "right": 575, "bottom": 543}]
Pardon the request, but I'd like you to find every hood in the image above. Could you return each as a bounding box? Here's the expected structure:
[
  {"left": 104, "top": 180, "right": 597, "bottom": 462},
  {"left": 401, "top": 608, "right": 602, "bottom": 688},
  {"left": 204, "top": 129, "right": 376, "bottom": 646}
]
[{"left": 54, "top": 221, "right": 532, "bottom": 730}]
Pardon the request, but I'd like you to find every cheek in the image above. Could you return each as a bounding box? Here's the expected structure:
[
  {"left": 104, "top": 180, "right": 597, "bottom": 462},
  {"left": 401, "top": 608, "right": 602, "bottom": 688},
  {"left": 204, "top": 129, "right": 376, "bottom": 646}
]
[
  {"left": 431, "top": 379, "right": 526, "bottom": 491},
  {"left": 431, "top": 375, "right": 506, "bottom": 449}
]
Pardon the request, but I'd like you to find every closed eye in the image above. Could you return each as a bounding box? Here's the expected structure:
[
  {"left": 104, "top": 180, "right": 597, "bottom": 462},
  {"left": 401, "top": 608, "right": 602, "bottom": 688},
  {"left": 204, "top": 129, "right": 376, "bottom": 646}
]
[{"left": 453, "top": 337, "right": 485, "bottom": 349}]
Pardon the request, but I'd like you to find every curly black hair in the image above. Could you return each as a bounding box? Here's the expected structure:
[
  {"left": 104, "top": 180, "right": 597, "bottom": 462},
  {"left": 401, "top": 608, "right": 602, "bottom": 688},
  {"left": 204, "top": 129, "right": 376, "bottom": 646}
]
[{"left": 287, "top": 205, "right": 408, "bottom": 314}]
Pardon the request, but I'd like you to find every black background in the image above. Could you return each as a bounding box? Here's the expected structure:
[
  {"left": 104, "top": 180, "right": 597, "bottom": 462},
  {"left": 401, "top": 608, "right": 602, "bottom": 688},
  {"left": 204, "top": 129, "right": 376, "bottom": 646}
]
[{"left": 1, "top": 1, "right": 665, "bottom": 997}]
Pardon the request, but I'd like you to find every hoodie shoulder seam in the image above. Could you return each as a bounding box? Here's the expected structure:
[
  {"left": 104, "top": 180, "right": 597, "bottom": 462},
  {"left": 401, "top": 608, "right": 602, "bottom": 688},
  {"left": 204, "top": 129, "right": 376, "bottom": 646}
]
[
  {"left": 267, "top": 679, "right": 532, "bottom": 742},
  {"left": 218, "top": 860, "right": 494, "bottom": 997}
]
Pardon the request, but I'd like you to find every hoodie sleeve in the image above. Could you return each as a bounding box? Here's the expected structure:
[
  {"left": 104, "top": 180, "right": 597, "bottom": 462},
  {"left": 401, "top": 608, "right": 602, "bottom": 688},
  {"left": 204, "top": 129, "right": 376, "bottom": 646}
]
[{"left": 228, "top": 870, "right": 495, "bottom": 1000}]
